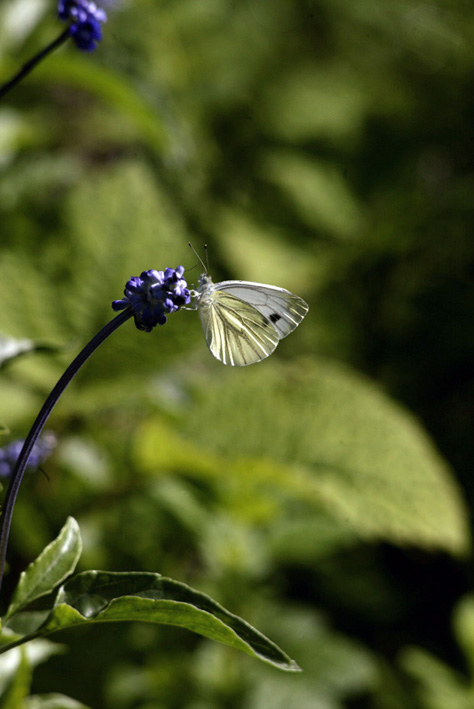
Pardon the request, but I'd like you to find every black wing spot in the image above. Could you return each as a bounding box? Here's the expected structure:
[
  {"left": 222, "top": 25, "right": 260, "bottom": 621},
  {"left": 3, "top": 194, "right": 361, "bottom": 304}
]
[{"left": 269, "top": 312, "right": 282, "bottom": 323}]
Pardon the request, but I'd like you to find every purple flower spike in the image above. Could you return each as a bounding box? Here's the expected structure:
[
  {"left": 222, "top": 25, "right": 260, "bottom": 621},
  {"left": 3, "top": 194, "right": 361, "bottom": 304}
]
[
  {"left": 58, "top": 0, "right": 107, "bottom": 52},
  {"left": 69, "top": 16, "right": 103, "bottom": 52},
  {"left": 112, "top": 266, "right": 191, "bottom": 332}
]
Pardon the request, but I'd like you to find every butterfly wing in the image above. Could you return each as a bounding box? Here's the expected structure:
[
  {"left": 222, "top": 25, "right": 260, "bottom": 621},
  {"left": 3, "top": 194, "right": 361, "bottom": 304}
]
[
  {"left": 199, "top": 290, "right": 280, "bottom": 366},
  {"left": 215, "top": 281, "right": 309, "bottom": 339}
]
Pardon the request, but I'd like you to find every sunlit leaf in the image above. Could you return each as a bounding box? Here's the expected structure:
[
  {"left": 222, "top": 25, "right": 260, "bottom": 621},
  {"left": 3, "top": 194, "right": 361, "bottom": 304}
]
[
  {"left": 0, "top": 646, "right": 30, "bottom": 709},
  {"left": 0, "top": 639, "right": 61, "bottom": 698},
  {"left": 400, "top": 646, "right": 473, "bottom": 709},
  {"left": 210, "top": 207, "right": 317, "bottom": 292},
  {"left": 136, "top": 359, "right": 470, "bottom": 555},
  {"left": 259, "top": 149, "right": 364, "bottom": 239},
  {"left": 0, "top": 333, "right": 59, "bottom": 370},
  {"left": 5, "top": 517, "right": 82, "bottom": 621},
  {"left": 453, "top": 595, "right": 474, "bottom": 675},
  {"left": 25, "top": 693, "right": 90, "bottom": 709}
]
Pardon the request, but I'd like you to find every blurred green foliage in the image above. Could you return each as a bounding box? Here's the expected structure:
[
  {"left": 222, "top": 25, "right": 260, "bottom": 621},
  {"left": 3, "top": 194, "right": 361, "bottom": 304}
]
[{"left": 0, "top": 0, "right": 474, "bottom": 706}]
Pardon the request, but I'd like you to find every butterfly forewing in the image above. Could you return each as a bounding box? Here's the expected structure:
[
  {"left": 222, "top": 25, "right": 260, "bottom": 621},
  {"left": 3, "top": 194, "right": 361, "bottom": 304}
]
[
  {"left": 215, "top": 281, "right": 309, "bottom": 339},
  {"left": 199, "top": 291, "right": 279, "bottom": 366}
]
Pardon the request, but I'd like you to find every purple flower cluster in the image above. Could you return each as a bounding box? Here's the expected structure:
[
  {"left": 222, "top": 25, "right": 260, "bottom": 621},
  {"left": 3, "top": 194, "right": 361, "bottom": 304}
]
[
  {"left": 0, "top": 433, "right": 57, "bottom": 478},
  {"left": 58, "top": 0, "right": 107, "bottom": 52},
  {"left": 112, "top": 266, "right": 191, "bottom": 332}
]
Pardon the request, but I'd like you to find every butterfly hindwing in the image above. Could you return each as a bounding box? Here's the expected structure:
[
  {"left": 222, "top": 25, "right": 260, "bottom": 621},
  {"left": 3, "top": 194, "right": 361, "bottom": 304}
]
[
  {"left": 215, "top": 281, "right": 309, "bottom": 339},
  {"left": 199, "top": 290, "right": 279, "bottom": 366}
]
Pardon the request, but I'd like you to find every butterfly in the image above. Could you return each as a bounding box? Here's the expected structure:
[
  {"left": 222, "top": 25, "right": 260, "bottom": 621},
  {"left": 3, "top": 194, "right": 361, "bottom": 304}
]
[{"left": 193, "top": 271, "right": 309, "bottom": 366}]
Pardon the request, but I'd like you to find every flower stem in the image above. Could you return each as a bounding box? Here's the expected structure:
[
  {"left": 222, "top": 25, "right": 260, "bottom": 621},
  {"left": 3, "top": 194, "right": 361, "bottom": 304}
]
[
  {"left": 0, "top": 28, "right": 71, "bottom": 101},
  {"left": 0, "top": 310, "right": 132, "bottom": 593}
]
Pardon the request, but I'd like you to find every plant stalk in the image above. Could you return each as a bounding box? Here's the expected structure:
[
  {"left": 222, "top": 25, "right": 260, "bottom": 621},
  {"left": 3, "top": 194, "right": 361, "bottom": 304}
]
[{"left": 0, "top": 310, "right": 132, "bottom": 593}]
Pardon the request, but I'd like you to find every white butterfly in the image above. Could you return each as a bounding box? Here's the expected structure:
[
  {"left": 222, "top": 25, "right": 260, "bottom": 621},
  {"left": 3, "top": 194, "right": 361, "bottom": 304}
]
[{"left": 193, "top": 272, "right": 309, "bottom": 366}]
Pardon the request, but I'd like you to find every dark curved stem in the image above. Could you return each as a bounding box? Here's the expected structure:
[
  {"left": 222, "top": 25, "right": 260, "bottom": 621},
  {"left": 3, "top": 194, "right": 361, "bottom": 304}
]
[
  {"left": 0, "top": 28, "right": 71, "bottom": 101},
  {"left": 0, "top": 310, "right": 133, "bottom": 593}
]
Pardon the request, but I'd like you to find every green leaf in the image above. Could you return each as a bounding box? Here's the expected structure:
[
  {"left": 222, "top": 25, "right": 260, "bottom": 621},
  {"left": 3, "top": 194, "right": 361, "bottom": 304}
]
[
  {"left": 136, "top": 359, "right": 470, "bottom": 556},
  {"left": 454, "top": 596, "right": 474, "bottom": 675},
  {"left": 260, "top": 148, "right": 364, "bottom": 240},
  {"left": 400, "top": 646, "right": 474, "bottom": 709},
  {"left": 0, "top": 646, "right": 31, "bottom": 709},
  {"left": 34, "top": 56, "right": 167, "bottom": 155},
  {"left": 247, "top": 603, "right": 377, "bottom": 709},
  {"left": 25, "top": 694, "right": 90, "bottom": 709},
  {"left": 0, "top": 333, "right": 60, "bottom": 370},
  {"left": 3, "top": 571, "right": 299, "bottom": 672},
  {"left": 400, "top": 595, "right": 474, "bottom": 709},
  {"left": 5, "top": 518, "right": 82, "bottom": 621},
  {"left": 0, "top": 639, "right": 60, "bottom": 702},
  {"left": 258, "top": 63, "right": 370, "bottom": 144}
]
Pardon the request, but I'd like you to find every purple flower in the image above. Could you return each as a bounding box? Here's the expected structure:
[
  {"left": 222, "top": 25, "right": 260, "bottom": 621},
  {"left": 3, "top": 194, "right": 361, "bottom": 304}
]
[
  {"left": 112, "top": 266, "right": 191, "bottom": 332},
  {"left": 0, "top": 433, "right": 57, "bottom": 479},
  {"left": 58, "top": 0, "right": 106, "bottom": 23},
  {"left": 58, "top": 0, "right": 107, "bottom": 52},
  {"left": 69, "top": 16, "right": 103, "bottom": 51}
]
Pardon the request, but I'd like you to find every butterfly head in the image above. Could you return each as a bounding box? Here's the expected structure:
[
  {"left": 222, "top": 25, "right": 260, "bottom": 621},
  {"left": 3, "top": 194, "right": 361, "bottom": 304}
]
[
  {"left": 197, "top": 273, "right": 212, "bottom": 289},
  {"left": 194, "top": 272, "right": 216, "bottom": 306}
]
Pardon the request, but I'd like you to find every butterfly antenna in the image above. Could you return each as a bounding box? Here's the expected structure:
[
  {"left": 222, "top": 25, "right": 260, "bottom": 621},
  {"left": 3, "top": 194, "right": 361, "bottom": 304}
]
[
  {"left": 188, "top": 242, "right": 208, "bottom": 273},
  {"left": 204, "top": 244, "right": 210, "bottom": 273}
]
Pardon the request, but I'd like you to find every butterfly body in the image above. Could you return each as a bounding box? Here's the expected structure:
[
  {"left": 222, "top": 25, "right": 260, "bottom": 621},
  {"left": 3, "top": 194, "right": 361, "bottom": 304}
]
[{"left": 195, "top": 273, "right": 308, "bottom": 366}]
